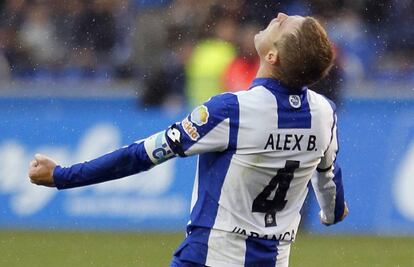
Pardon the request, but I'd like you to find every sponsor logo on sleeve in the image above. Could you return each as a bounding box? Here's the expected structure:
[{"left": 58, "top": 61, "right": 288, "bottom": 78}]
[
  {"left": 289, "top": 95, "right": 301, "bottom": 109},
  {"left": 190, "top": 105, "right": 209, "bottom": 126},
  {"left": 167, "top": 127, "right": 181, "bottom": 143},
  {"left": 182, "top": 118, "right": 200, "bottom": 141}
]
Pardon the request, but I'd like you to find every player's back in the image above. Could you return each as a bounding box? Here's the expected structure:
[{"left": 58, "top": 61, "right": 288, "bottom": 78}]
[
  {"left": 217, "top": 79, "right": 335, "bottom": 234},
  {"left": 173, "top": 78, "right": 337, "bottom": 267}
]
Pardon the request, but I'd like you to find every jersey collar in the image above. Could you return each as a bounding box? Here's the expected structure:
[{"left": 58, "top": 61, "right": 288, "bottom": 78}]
[{"left": 250, "top": 78, "right": 307, "bottom": 95}]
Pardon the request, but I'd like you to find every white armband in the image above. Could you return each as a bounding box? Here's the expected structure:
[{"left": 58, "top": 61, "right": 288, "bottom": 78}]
[{"left": 143, "top": 130, "right": 175, "bottom": 165}]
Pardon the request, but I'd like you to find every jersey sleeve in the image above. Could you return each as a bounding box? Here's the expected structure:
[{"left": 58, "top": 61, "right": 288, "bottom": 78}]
[
  {"left": 54, "top": 129, "right": 178, "bottom": 190},
  {"left": 165, "top": 93, "right": 238, "bottom": 157},
  {"left": 311, "top": 106, "right": 346, "bottom": 225},
  {"left": 54, "top": 140, "right": 156, "bottom": 189},
  {"left": 53, "top": 93, "right": 238, "bottom": 190}
]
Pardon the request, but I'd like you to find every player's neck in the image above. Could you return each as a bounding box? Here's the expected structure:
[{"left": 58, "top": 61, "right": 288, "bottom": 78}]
[{"left": 255, "top": 61, "right": 281, "bottom": 80}]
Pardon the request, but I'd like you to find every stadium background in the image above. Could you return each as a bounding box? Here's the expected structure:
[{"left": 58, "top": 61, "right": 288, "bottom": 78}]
[{"left": 0, "top": 0, "right": 413, "bottom": 266}]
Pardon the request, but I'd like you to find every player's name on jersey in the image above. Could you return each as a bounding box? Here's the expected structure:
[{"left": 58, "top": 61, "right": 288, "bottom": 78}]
[
  {"left": 231, "top": 226, "right": 295, "bottom": 242},
  {"left": 264, "top": 133, "right": 317, "bottom": 152}
]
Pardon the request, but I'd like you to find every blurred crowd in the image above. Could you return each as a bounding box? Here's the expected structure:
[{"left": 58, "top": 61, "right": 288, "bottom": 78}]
[{"left": 0, "top": 0, "right": 413, "bottom": 106}]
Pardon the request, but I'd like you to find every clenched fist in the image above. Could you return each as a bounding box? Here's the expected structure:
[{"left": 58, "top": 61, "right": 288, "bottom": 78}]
[
  {"left": 28, "top": 154, "right": 57, "bottom": 187},
  {"left": 320, "top": 202, "right": 349, "bottom": 226}
]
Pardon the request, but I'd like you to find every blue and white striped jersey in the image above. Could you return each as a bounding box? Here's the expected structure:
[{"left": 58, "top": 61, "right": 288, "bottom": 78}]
[
  {"left": 53, "top": 77, "right": 345, "bottom": 267},
  {"left": 143, "top": 78, "right": 345, "bottom": 266}
]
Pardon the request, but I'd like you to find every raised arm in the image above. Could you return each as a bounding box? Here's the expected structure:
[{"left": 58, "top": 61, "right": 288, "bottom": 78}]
[
  {"left": 28, "top": 93, "right": 237, "bottom": 189},
  {"left": 28, "top": 131, "right": 173, "bottom": 189}
]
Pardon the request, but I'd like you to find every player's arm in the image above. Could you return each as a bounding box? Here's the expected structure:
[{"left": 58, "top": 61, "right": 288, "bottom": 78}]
[
  {"left": 28, "top": 133, "right": 171, "bottom": 189},
  {"left": 28, "top": 93, "right": 236, "bottom": 189},
  {"left": 311, "top": 111, "right": 348, "bottom": 226}
]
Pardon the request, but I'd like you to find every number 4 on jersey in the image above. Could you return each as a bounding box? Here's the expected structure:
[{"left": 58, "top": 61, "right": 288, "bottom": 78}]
[{"left": 252, "top": 160, "right": 300, "bottom": 227}]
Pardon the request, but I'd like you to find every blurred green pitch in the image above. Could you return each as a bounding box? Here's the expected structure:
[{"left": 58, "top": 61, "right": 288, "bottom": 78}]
[{"left": 1, "top": 231, "right": 413, "bottom": 267}]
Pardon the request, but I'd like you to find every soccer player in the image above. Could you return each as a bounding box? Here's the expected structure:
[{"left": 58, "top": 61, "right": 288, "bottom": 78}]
[{"left": 29, "top": 12, "right": 348, "bottom": 267}]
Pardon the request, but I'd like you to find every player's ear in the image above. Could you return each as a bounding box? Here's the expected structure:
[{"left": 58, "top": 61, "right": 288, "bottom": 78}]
[{"left": 265, "top": 49, "right": 279, "bottom": 66}]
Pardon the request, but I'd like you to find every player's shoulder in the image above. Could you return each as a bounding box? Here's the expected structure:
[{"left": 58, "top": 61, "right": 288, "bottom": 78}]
[
  {"left": 203, "top": 87, "right": 274, "bottom": 114},
  {"left": 207, "top": 92, "right": 238, "bottom": 104},
  {"left": 203, "top": 92, "right": 239, "bottom": 110},
  {"left": 307, "top": 89, "right": 337, "bottom": 114},
  {"left": 196, "top": 92, "right": 239, "bottom": 121},
  {"left": 231, "top": 85, "right": 276, "bottom": 104}
]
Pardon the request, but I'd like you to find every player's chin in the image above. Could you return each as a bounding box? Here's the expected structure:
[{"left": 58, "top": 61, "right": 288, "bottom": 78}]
[{"left": 253, "top": 37, "right": 261, "bottom": 53}]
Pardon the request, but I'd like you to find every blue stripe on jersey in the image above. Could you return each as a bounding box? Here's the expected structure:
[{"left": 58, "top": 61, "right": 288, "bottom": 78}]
[
  {"left": 275, "top": 93, "right": 311, "bottom": 129},
  {"left": 250, "top": 78, "right": 311, "bottom": 129},
  {"left": 175, "top": 93, "right": 234, "bottom": 153},
  {"left": 250, "top": 78, "right": 306, "bottom": 94},
  {"left": 244, "top": 236, "right": 279, "bottom": 267},
  {"left": 333, "top": 162, "right": 345, "bottom": 223},
  {"left": 174, "top": 94, "right": 240, "bottom": 265},
  {"left": 173, "top": 227, "right": 210, "bottom": 265},
  {"left": 170, "top": 256, "right": 206, "bottom": 267}
]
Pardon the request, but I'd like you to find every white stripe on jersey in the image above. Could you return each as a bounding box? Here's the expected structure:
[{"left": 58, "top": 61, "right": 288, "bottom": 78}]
[
  {"left": 168, "top": 78, "right": 342, "bottom": 266},
  {"left": 185, "top": 118, "right": 230, "bottom": 156},
  {"left": 211, "top": 86, "right": 334, "bottom": 238}
]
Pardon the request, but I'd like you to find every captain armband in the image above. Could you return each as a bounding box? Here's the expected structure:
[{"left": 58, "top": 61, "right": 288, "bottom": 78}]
[
  {"left": 143, "top": 125, "right": 186, "bottom": 165},
  {"left": 143, "top": 130, "right": 176, "bottom": 165}
]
